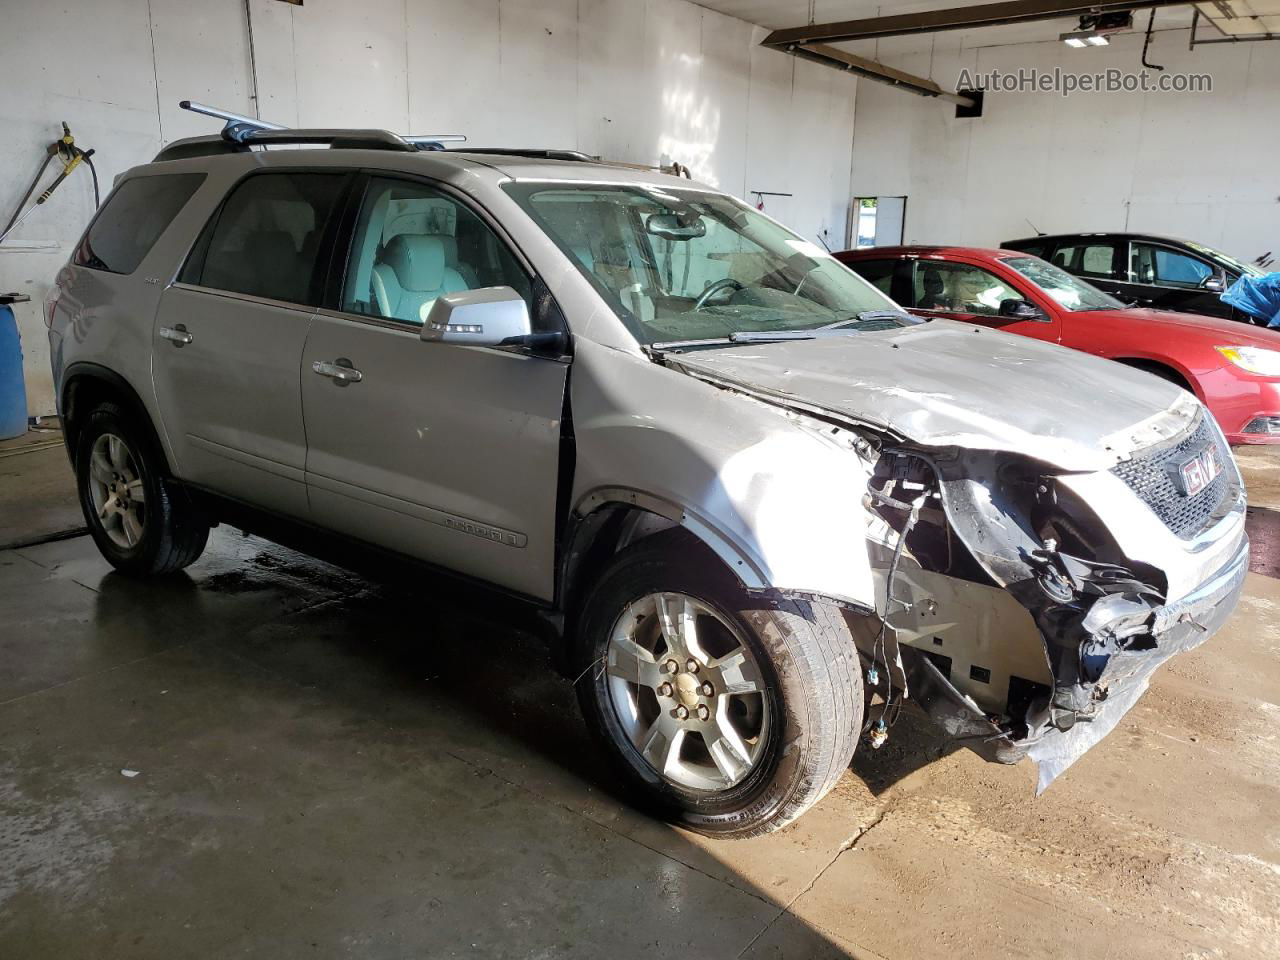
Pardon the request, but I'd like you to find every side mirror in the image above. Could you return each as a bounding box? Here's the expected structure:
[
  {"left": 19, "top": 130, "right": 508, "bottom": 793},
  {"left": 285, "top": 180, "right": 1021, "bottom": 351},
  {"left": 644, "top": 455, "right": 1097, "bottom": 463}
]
[
  {"left": 422, "top": 286, "right": 531, "bottom": 347},
  {"left": 645, "top": 213, "right": 706, "bottom": 241},
  {"left": 1200, "top": 275, "right": 1225, "bottom": 293},
  {"left": 998, "top": 298, "right": 1049, "bottom": 322}
]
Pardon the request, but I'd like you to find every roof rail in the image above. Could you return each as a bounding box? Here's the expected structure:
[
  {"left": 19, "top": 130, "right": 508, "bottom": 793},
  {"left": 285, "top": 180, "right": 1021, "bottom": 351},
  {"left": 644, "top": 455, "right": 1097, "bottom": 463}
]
[
  {"left": 457, "top": 148, "right": 594, "bottom": 162},
  {"left": 236, "top": 127, "right": 417, "bottom": 152},
  {"left": 159, "top": 101, "right": 465, "bottom": 159},
  {"left": 153, "top": 136, "right": 250, "bottom": 163}
]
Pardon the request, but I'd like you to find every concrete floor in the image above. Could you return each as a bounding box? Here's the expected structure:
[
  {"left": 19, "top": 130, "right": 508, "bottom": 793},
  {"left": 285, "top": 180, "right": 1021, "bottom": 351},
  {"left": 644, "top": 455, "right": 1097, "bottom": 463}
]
[{"left": 2, "top": 439, "right": 1279, "bottom": 959}]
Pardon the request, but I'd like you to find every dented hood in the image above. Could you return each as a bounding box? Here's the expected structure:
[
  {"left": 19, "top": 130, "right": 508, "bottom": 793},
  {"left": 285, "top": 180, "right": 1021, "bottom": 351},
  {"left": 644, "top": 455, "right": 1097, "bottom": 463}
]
[{"left": 664, "top": 320, "right": 1197, "bottom": 472}]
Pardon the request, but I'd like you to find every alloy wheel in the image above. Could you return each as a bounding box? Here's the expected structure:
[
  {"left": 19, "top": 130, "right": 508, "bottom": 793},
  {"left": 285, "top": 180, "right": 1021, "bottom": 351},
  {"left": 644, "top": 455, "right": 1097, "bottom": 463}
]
[
  {"left": 605, "top": 592, "right": 770, "bottom": 792},
  {"left": 87, "top": 433, "right": 147, "bottom": 549}
]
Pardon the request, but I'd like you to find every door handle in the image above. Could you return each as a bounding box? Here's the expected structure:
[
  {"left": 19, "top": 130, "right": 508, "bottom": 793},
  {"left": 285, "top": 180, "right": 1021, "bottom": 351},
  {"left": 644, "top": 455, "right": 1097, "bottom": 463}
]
[
  {"left": 312, "top": 358, "right": 363, "bottom": 384},
  {"left": 159, "top": 324, "right": 193, "bottom": 346}
]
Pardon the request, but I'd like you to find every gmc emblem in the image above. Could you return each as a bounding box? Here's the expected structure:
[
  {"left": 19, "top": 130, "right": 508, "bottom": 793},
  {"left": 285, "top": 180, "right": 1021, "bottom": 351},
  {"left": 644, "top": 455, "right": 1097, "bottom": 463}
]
[{"left": 1171, "top": 445, "right": 1222, "bottom": 498}]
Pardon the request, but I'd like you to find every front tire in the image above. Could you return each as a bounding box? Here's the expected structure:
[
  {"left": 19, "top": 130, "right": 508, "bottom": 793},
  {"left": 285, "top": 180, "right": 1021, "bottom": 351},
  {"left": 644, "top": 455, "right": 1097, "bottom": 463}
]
[
  {"left": 576, "top": 533, "right": 863, "bottom": 838},
  {"left": 75, "top": 401, "right": 209, "bottom": 576}
]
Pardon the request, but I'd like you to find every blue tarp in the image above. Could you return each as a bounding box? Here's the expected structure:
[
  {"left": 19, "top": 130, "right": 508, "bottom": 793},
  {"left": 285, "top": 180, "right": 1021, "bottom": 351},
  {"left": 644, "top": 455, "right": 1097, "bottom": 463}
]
[{"left": 1222, "top": 272, "right": 1280, "bottom": 328}]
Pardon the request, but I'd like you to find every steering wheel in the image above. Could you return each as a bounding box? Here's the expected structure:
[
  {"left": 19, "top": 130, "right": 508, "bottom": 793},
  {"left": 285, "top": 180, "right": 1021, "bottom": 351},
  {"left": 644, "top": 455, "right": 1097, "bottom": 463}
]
[{"left": 693, "top": 277, "right": 745, "bottom": 311}]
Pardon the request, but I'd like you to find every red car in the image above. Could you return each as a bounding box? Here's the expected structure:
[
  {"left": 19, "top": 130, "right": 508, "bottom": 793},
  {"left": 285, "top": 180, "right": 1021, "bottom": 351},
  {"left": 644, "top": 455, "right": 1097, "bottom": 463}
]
[{"left": 837, "top": 245, "right": 1280, "bottom": 445}]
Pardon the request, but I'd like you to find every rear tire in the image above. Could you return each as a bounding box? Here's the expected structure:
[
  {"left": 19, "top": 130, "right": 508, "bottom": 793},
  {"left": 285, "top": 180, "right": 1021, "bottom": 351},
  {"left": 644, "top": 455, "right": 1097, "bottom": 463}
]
[
  {"left": 575, "top": 532, "right": 863, "bottom": 838},
  {"left": 75, "top": 401, "right": 209, "bottom": 576}
]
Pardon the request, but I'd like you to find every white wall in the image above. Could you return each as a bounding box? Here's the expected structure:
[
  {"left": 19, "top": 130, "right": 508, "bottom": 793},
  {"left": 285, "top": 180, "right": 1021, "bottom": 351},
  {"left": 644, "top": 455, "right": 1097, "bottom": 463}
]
[
  {"left": 848, "top": 27, "right": 1280, "bottom": 263},
  {"left": 1, "top": 0, "right": 858, "bottom": 416}
]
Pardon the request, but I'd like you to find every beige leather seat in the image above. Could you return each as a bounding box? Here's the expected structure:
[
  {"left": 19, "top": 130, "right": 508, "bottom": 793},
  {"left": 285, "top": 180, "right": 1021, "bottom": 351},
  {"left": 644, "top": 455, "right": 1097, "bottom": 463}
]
[{"left": 371, "top": 235, "right": 467, "bottom": 323}]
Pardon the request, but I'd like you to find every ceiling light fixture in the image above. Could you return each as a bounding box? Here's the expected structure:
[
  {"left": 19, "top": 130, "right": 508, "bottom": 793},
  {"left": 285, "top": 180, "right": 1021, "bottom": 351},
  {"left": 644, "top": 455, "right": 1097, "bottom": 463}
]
[{"left": 1060, "top": 10, "right": 1131, "bottom": 48}]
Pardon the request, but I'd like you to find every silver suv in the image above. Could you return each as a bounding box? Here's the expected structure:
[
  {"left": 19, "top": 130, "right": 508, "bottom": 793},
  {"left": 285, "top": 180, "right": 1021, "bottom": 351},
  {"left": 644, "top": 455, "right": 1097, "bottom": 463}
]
[{"left": 48, "top": 112, "right": 1248, "bottom": 837}]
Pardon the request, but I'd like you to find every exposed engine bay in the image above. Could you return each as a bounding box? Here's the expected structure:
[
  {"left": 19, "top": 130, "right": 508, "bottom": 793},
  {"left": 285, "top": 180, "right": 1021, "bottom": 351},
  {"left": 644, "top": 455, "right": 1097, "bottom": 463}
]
[{"left": 858, "top": 426, "right": 1248, "bottom": 790}]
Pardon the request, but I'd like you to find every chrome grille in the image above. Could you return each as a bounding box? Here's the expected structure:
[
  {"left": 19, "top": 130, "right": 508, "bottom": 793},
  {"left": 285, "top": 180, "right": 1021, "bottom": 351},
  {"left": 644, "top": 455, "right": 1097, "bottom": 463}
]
[{"left": 1110, "top": 413, "right": 1235, "bottom": 540}]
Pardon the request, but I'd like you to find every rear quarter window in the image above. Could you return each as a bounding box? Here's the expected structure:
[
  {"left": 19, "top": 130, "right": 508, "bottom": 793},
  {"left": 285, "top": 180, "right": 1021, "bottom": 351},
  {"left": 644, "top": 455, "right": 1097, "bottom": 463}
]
[{"left": 73, "top": 173, "right": 205, "bottom": 275}]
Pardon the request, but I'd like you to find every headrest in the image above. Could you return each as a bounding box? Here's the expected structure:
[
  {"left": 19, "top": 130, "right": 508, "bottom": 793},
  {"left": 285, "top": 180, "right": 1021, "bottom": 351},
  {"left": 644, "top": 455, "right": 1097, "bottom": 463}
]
[
  {"left": 922, "top": 268, "right": 944, "bottom": 294},
  {"left": 381, "top": 235, "right": 446, "bottom": 291},
  {"left": 382, "top": 197, "right": 457, "bottom": 244}
]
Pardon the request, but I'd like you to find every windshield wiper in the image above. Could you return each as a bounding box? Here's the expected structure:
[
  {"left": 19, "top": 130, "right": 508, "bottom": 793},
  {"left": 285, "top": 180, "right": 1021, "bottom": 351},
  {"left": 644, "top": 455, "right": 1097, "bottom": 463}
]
[
  {"left": 820, "top": 310, "right": 918, "bottom": 328},
  {"left": 653, "top": 310, "right": 917, "bottom": 350},
  {"left": 727, "top": 330, "right": 818, "bottom": 343}
]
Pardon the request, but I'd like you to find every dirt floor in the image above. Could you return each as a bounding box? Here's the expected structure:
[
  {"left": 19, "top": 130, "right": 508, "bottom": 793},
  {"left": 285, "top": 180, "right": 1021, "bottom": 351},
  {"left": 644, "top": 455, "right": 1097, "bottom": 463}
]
[{"left": 1, "top": 436, "right": 1278, "bottom": 959}]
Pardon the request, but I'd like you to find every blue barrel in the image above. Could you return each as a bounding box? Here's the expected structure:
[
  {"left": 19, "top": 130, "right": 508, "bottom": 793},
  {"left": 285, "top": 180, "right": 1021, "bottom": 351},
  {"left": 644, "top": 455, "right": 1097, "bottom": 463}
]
[{"left": 0, "top": 305, "right": 28, "bottom": 439}]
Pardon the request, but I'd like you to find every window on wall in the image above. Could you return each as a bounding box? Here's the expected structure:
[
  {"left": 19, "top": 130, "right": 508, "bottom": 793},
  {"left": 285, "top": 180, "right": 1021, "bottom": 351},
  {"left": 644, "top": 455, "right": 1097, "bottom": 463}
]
[
  {"left": 182, "top": 172, "right": 346, "bottom": 305},
  {"left": 851, "top": 196, "right": 907, "bottom": 249}
]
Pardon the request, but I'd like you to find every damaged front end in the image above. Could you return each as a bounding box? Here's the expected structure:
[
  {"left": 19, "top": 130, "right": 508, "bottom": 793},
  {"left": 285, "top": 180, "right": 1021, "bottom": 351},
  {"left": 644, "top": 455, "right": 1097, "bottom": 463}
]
[{"left": 860, "top": 412, "right": 1248, "bottom": 791}]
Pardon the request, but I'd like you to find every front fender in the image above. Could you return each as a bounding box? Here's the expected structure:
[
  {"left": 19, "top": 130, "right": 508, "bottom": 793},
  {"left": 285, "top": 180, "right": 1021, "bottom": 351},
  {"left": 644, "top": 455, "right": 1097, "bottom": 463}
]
[{"left": 569, "top": 337, "right": 878, "bottom": 610}]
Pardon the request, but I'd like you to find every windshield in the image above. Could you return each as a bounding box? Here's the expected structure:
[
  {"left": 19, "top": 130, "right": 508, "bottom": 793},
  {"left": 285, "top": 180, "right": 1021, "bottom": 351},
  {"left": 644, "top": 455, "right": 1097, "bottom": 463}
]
[
  {"left": 1185, "top": 240, "right": 1264, "bottom": 278},
  {"left": 1002, "top": 256, "right": 1124, "bottom": 312},
  {"left": 503, "top": 183, "right": 901, "bottom": 344}
]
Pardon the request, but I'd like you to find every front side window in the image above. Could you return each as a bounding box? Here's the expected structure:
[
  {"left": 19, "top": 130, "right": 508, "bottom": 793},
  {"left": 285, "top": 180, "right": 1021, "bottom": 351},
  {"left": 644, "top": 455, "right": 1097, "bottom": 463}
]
[
  {"left": 1130, "top": 243, "right": 1215, "bottom": 289},
  {"left": 503, "top": 183, "right": 897, "bottom": 344},
  {"left": 183, "top": 172, "right": 345, "bottom": 305},
  {"left": 910, "top": 261, "right": 1022, "bottom": 316},
  {"left": 341, "top": 177, "right": 532, "bottom": 326},
  {"left": 1003, "top": 256, "right": 1123, "bottom": 312},
  {"left": 73, "top": 173, "right": 205, "bottom": 275},
  {"left": 1052, "top": 242, "right": 1122, "bottom": 280}
]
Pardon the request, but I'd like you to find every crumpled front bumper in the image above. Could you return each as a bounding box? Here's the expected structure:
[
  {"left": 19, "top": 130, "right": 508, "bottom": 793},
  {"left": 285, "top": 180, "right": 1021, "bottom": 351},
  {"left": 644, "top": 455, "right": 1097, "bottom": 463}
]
[{"left": 902, "top": 534, "right": 1249, "bottom": 790}]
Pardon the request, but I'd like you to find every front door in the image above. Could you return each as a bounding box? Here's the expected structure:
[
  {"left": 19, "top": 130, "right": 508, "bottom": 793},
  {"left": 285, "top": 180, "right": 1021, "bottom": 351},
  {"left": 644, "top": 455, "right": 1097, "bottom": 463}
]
[
  {"left": 1116, "top": 241, "right": 1229, "bottom": 317},
  {"left": 152, "top": 171, "right": 348, "bottom": 517},
  {"left": 905, "top": 259, "right": 1060, "bottom": 343},
  {"left": 300, "top": 175, "right": 569, "bottom": 600}
]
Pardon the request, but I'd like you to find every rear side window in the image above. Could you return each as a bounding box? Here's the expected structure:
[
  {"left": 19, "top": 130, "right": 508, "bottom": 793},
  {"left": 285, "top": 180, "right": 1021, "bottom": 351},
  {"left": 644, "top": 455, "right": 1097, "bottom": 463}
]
[
  {"left": 844, "top": 259, "right": 898, "bottom": 297},
  {"left": 1051, "top": 242, "right": 1122, "bottom": 280},
  {"left": 73, "top": 173, "right": 205, "bottom": 275},
  {"left": 182, "top": 172, "right": 346, "bottom": 306}
]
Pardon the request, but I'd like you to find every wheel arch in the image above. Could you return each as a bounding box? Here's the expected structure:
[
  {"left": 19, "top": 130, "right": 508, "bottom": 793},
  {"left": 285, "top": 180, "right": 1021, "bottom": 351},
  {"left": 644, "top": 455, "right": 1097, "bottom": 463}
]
[
  {"left": 61, "top": 363, "right": 172, "bottom": 475},
  {"left": 1112, "top": 356, "right": 1198, "bottom": 396},
  {"left": 557, "top": 489, "right": 772, "bottom": 636}
]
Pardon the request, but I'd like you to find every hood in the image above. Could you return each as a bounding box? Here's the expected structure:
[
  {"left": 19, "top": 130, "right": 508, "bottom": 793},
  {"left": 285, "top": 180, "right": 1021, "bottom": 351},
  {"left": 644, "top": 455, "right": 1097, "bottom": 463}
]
[
  {"left": 663, "top": 319, "right": 1200, "bottom": 472},
  {"left": 1083, "top": 307, "right": 1280, "bottom": 346}
]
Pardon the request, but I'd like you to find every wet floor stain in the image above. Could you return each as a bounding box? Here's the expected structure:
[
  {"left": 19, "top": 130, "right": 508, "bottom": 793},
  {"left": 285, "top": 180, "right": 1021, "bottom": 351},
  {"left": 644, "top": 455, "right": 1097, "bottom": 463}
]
[{"left": 1245, "top": 505, "right": 1280, "bottom": 579}]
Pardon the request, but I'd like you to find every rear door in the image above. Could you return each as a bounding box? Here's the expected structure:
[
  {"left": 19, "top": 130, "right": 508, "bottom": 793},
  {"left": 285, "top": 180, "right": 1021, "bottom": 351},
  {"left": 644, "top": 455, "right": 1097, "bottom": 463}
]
[
  {"left": 151, "top": 170, "right": 348, "bottom": 517},
  {"left": 300, "top": 174, "right": 569, "bottom": 601},
  {"left": 904, "top": 258, "right": 1061, "bottom": 343},
  {"left": 1046, "top": 239, "right": 1127, "bottom": 301}
]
